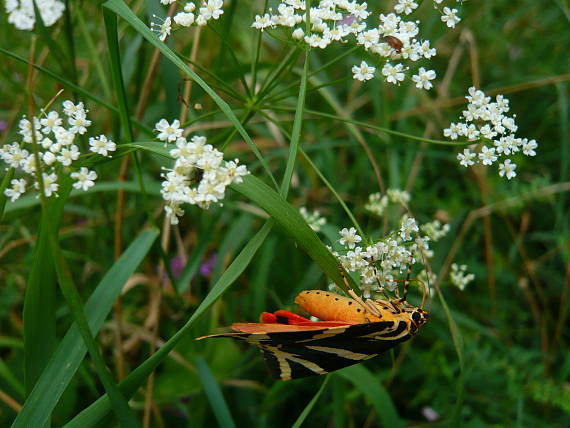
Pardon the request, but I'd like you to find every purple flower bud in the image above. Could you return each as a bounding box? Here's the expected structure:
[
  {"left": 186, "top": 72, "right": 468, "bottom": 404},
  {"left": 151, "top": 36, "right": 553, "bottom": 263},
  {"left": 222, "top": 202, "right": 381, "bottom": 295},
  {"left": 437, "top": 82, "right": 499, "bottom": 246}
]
[
  {"left": 340, "top": 14, "right": 356, "bottom": 26},
  {"left": 199, "top": 253, "right": 217, "bottom": 276}
]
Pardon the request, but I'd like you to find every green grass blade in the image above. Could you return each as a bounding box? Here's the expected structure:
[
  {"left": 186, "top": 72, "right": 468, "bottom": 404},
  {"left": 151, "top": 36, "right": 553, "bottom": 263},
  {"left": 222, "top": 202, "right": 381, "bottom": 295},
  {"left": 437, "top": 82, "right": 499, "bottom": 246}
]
[
  {"left": 272, "top": 105, "right": 468, "bottom": 146},
  {"left": 0, "top": 167, "right": 15, "bottom": 221},
  {"left": 13, "top": 228, "right": 158, "bottom": 428},
  {"left": 0, "top": 48, "right": 153, "bottom": 136},
  {"left": 102, "top": 0, "right": 278, "bottom": 189},
  {"left": 4, "top": 180, "right": 161, "bottom": 214},
  {"left": 195, "top": 357, "right": 237, "bottom": 428},
  {"left": 0, "top": 358, "right": 25, "bottom": 399},
  {"left": 46, "top": 220, "right": 141, "bottom": 427},
  {"left": 279, "top": 47, "right": 309, "bottom": 198},
  {"left": 76, "top": 7, "right": 112, "bottom": 100},
  {"left": 338, "top": 365, "right": 402, "bottom": 428},
  {"left": 22, "top": 181, "right": 71, "bottom": 395},
  {"left": 109, "top": 137, "right": 357, "bottom": 294},
  {"left": 103, "top": 6, "right": 134, "bottom": 142},
  {"left": 291, "top": 375, "right": 330, "bottom": 428},
  {"left": 231, "top": 175, "right": 358, "bottom": 294},
  {"left": 0, "top": 48, "right": 114, "bottom": 112},
  {"left": 435, "top": 287, "right": 465, "bottom": 425},
  {"left": 63, "top": 221, "right": 273, "bottom": 428}
]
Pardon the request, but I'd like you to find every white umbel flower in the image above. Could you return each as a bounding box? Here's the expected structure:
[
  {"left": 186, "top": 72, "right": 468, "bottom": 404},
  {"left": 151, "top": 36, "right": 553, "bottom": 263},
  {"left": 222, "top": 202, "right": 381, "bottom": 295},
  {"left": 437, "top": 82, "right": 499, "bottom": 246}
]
[
  {"left": 89, "top": 135, "right": 117, "bottom": 157},
  {"left": 412, "top": 67, "right": 436, "bottom": 90},
  {"left": 352, "top": 61, "right": 376, "bottom": 81},
  {"left": 157, "top": 130, "right": 249, "bottom": 224},
  {"left": 155, "top": 119, "right": 183, "bottom": 143},
  {"left": 382, "top": 63, "right": 406, "bottom": 84},
  {"left": 4, "top": 178, "right": 27, "bottom": 202},
  {"left": 498, "top": 159, "right": 517, "bottom": 180},
  {"left": 339, "top": 227, "right": 362, "bottom": 249},
  {"left": 0, "top": 99, "right": 104, "bottom": 201},
  {"left": 441, "top": 7, "right": 461, "bottom": 28},
  {"left": 6, "top": 0, "right": 65, "bottom": 30},
  {"left": 71, "top": 167, "right": 98, "bottom": 191}
]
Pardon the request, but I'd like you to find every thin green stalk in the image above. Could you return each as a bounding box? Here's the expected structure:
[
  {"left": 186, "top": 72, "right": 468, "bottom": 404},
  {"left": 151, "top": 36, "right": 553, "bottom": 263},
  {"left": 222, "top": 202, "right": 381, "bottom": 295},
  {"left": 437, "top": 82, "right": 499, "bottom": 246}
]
[
  {"left": 272, "top": 105, "right": 470, "bottom": 146},
  {"left": 207, "top": 22, "right": 251, "bottom": 98},
  {"left": 263, "top": 46, "right": 358, "bottom": 102},
  {"left": 0, "top": 48, "right": 153, "bottom": 136},
  {"left": 0, "top": 168, "right": 15, "bottom": 221},
  {"left": 178, "top": 54, "right": 245, "bottom": 102},
  {"left": 250, "top": 0, "right": 269, "bottom": 92},
  {"left": 255, "top": 46, "right": 299, "bottom": 101},
  {"left": 76, "top": 8, "right": 112, "bottom": 100},
  {"left": 62, "top": 0, "right": 79, "bottom": 87},
  {"left": 265, "top": 76, "right": 354, "bottom": 105},
  {"left": 291, "top": 376, "right": 330, "bottom": 428},
  {"left": 44, "top": 218, "right": 141, "bottom": 427},
  {"left": 257, "top": 109, "right": 365, "bottom": 238},
  {"left": 279, "top": 46, "right": 310, "bottom": 198}
]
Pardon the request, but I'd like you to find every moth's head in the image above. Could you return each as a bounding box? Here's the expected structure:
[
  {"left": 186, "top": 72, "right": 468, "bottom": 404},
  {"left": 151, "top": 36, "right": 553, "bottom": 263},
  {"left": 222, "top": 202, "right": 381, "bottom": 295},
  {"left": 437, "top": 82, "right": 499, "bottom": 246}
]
[{"left": 410, "top": 307, "right": 429, "bottom": 331}]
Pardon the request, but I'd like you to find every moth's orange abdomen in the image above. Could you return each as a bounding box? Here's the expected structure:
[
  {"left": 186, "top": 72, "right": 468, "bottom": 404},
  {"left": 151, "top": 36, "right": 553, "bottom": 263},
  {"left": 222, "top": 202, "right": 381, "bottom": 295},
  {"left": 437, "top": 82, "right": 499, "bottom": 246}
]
[{"left": 294, "top": 290, "right": 380, "bottom": 323}]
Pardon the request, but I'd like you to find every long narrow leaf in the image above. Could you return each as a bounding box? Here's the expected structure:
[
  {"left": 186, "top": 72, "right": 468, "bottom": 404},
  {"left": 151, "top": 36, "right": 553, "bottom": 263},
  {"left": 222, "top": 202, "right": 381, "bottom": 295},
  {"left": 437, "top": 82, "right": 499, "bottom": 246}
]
[
  {"left": 291, "top": 376, "right": 330, "bottom": 428},
  {"left": 46, "top": 220, "right": 140, "bottom": 427},
  {"left": 0, "top": 168, "right": 15, "bottom": 221},
  {"left": 280, "top": 47, "right": 309, "bottom": 198},
  {"left": 338, "top": 365, "right": 402, "bottom": 428},
  {"left": 195, "top": 357, "right": 237, "bottom": 428},
  {"left": 4, "top": 180, "right": 161, "bottom": 214},
  {"left": 13, "top": 229, "right": 159, "bottom": 428},
  {"left": 63, "top": 221, "right": 273, "bottom": 428},
  {"left": 102, "top": 0, "right": 278, "bottom": 188},
  {"left": 22, "top": 181, "right": 71, "bottom": 395},
  {"left": 232, "top": 175, "right": 357, "bottom": 293},
  {"left": 121, "top": 142, "right": 356, "bottom": 292}
]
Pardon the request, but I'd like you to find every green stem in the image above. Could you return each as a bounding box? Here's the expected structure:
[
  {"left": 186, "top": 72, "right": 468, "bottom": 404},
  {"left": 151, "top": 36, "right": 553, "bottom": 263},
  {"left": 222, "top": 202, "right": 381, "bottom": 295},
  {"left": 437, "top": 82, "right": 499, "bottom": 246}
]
[
  {"left": 271, "top": 105, "right": 470, "bottom": 146},
  {"left": 0, "top": 168, "right": 15, "bottom": 222}
]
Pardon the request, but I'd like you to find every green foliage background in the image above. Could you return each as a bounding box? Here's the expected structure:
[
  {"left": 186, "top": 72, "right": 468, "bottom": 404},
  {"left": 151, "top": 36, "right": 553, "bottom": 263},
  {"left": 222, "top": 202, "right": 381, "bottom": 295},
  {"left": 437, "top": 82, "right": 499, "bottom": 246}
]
[{"left": 1, "top": 0, "right": 569, "bottom": 426}]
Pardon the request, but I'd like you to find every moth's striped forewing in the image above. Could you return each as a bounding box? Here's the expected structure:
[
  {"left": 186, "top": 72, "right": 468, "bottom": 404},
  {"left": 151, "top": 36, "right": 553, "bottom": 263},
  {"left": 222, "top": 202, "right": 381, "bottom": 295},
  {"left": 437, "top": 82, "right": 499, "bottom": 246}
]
[{"left": 197, "top": 318, "right": 415, "bottom": 380}]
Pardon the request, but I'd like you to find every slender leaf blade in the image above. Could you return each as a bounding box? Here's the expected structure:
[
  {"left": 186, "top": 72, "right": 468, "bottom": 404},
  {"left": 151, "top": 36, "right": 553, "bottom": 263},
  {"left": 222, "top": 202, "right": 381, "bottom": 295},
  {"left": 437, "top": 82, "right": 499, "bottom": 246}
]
[
  {"left": 195, "top": 357, "right": 237, "bottom": 428},
  {"left": 13, "top": 229, "right": 159, "bottom": 428},
  {"left": 338, "top": 365, "right": 402, "bottom": 428},
  {"left": 63, "top": 222, "right": 273, "bottom": 428}
]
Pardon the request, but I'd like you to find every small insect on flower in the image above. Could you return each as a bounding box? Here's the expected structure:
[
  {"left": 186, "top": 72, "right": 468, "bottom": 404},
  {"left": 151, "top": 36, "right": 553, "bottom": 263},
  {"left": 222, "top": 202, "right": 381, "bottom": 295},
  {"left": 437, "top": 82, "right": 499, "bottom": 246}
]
[
  {"left": 383, "top": 35, "right": 404, "bottom": 53},
  {"left": 197, "top": 271, "right": 429, "bottom": 380}
]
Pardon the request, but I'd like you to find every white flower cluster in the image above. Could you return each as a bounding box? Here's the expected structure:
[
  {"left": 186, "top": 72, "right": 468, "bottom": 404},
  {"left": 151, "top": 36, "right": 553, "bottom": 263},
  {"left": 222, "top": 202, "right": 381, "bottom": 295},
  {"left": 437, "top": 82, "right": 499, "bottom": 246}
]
[
  {"left": 432, "top": 1, "right": 462, "bottom": 28},
  {"left": 299, "top": 206, "right": 327, "bottom": 232},
  {"left": 364, "top": 188, "right": 410, "bottom": 216},
  {"left": 450, "top": 263, "right": 474, "bottom": 290},
  {"left": 5, "top": 0, "right": 65, "bottom": 30},
  {"left": 157, "top": 122, "right": 249, "bottom": 225},
  {"left": 1, "top": 101, "right": 114, "bottom": 201},
  {"left": 332, "top": 212, "right": 444, "bottom": 298},
  {"left": 444, "top": 87, "right": 538, "bottom": 180},
  {"left": 420, "top": 219, "right": 450, "bottom": 241},
  {"left": 151, "top": 0, "right": 224, "bottom": 41},
  {"left": 251, "top": 1, "right": 443, "bottom": 88}
]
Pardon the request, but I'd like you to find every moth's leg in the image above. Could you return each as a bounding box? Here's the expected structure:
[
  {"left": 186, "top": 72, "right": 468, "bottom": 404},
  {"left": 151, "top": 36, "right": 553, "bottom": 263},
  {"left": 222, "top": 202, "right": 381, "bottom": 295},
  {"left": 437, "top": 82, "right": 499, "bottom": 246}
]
[{"left": 369, "top": 261, "right": 393, "bottom": 302}]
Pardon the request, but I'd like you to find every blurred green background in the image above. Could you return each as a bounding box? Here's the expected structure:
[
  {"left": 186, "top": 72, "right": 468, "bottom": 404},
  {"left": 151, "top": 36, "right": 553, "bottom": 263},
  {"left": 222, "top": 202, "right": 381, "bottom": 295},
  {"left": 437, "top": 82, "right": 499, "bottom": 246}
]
[{"left": 1, "top": 0, "right": 569, "bottom": 426}]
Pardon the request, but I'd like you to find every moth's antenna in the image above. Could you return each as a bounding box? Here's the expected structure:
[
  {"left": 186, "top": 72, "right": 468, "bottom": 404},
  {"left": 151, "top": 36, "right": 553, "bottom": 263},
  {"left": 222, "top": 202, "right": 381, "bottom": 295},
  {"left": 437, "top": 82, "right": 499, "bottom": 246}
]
[{"left": 401, "top": 260, "right": 413, "bottom": 303}]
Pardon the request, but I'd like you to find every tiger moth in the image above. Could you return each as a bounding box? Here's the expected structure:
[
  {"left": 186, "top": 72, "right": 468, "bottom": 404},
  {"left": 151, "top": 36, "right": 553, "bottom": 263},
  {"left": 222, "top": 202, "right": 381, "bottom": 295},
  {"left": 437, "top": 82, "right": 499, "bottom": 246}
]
[{"left": 197, "top": 287, "right": 429, "bottom": 380}]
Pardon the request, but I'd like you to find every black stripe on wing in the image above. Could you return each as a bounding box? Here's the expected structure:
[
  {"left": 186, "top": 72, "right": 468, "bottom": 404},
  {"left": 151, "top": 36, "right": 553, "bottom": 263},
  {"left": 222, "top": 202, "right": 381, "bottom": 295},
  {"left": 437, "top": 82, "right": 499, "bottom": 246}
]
[{"left": 257, "top": 321, "right": 413, "bottom": 380}]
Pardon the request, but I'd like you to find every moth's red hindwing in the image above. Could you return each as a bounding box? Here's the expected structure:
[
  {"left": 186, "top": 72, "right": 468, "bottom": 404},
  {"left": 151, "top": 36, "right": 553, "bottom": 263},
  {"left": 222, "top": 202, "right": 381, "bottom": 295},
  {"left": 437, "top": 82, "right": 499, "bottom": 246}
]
[{"left": 207, "top": 320, "right": 413, "bottom": 380}]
